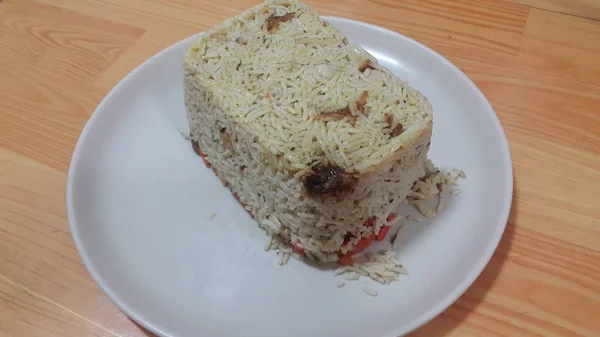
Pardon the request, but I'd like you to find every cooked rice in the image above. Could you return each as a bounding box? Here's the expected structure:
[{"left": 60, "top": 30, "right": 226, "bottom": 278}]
[
  {"left": 363, "top": 289, "right": 378, "bottom": 297},
  {"left": 408, "top": 160, "right": 465, "bottom": 218},
  {"left": 184, "top": 0, "right": 432, "bottom": 265},
  {"left": 332, "top": 162, "right": 464, "bottom": 284},
  {"left": 343, "top": 272, "right": 361, "bottom": 281},
  {"left": 336, "top": 250, "right": 407, "bottom": 284},
  {"left": 183, "top": 0, "right": 463, "bottom": 282}
]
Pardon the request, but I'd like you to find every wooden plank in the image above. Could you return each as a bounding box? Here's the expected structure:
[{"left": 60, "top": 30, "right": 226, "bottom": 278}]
[
  {"left": 506, "top": 0, "right": 600, "bottom": 21},
  {"left": 0, "top": 2, "right": 145, "bottom": 172},
  {"left": 517, "top": 8, "right": 600, "bottom": 86},
  {"left": 0, "top": 274, "right": 114, "bottom": 337},
  {"left": 1, "top": 0, "right": 600, "bottom": 336}
]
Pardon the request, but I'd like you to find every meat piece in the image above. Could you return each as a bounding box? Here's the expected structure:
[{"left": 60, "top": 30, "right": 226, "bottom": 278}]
[
  {"left": 267, "top": 13, "right": 295, "bottom": 33},
  {"left": 356, "top": 91, "right": 368, "bottom": 114},
  {"left": 220, "top": 128, "right": 234, "bottom": 151},
  {"left": 390, "top": 123, "right": 404, "bottom": 137},
  {"left": 358, "top": 59, "right": 375, "bottom": 72},
  {"left": 384, "top": 113, "right": 394, "bottom": 127},
  {"left": 303, "top": 163, "right": 357, "bottom": 197},
  {"left": 315, "top": 107, "right": 356, "bottom": 126}
]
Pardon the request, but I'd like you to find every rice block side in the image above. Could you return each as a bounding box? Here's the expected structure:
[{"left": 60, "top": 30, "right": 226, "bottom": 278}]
[{"left": 183, "top": 0, "right": 432, "bottom": 262}]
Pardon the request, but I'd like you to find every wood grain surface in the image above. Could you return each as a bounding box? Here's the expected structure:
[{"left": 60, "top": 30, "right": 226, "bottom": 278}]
[
  {"left": 1, "top": 0, "right": 599, "bottom": 336},
  {"left": 507, "top": 0, "right": 600, "bottom": 21}
]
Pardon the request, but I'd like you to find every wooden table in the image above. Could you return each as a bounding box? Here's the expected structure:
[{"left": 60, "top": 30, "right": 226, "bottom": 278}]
[{"left": 1, "top": 0, "right": 599, "bottom": 336}]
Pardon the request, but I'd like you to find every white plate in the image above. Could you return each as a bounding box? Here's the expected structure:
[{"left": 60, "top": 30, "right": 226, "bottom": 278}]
[{"left": 67, "top": 17, "right": 512, "bottom": 337}]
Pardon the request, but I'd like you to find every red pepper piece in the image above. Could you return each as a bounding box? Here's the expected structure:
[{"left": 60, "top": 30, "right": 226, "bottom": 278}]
[
  {"left": 376, "top": 225, "right": 390, "bottom": 241},
  {"left": 192, "top": 141, "right": 212, "bottom": 168},
  {"left": 350, "top": 234, "right": 375, "bottom": 255},
  {"left": 339, "top": 254, "right": 354, "bottom": 266},
  {"left": 386, "top": 213, "right": 396, "bottom": 222},
  {"left": 363, "top": 216, "right": 376, "bottom": 227},
  {"left": 199, "top": 151, "right": 211, "bottom": 168},
  {"left": 292, "top": 242, "right": 305, "bottom": 256}
]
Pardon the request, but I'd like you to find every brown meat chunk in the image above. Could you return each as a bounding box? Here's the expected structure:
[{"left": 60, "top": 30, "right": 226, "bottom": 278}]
[
  {"left": 220, "top": 128, "right": 234, "bottom": 151},
  {"left": 267, "top": 13, "right": 295, "bottom": 33},
  {"left": 390, "top": 123, "right": 404, "bottom": 137},
  {"left": 358, "top": 59, "right": 375, "bottom": 72},
  {"left": 356, "top": 91, "right": 368, "bottom": 114},
  {"left": 303, "top": 163, "right": 357, "bottom": 198},
  {"left": 384, "top": 113, "right": 394, "bottom": 127},
  {"left": 315, "top": 107, "right": 356, "bottom": 126}
]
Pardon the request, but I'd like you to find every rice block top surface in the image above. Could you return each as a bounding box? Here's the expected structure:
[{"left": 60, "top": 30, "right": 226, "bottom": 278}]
[{"left": 184, "top": 0, "right": 432, "bottom": 174}]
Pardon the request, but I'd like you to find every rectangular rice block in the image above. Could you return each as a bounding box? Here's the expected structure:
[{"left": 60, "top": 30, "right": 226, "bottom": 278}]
[{"left": 183, "top": 0, "right": 432, "bottom": 262}]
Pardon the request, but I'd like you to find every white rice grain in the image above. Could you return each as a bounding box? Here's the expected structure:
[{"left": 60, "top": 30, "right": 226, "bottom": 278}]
[
  {"left": 363, "top": 289, "right": 378, "bottom": 297},
  {"left": 343, "top": 272, "right": 360, "bottom": 281}
]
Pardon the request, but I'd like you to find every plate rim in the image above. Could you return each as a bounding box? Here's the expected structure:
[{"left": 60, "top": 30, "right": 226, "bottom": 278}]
[{"left": 67, "top": 16, "right": 513, "bottom": 337}]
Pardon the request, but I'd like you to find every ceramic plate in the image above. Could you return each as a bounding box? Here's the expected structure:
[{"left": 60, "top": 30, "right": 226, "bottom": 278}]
[{"left": 67, "top": 17, "right": 512, "bottom": 337}]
